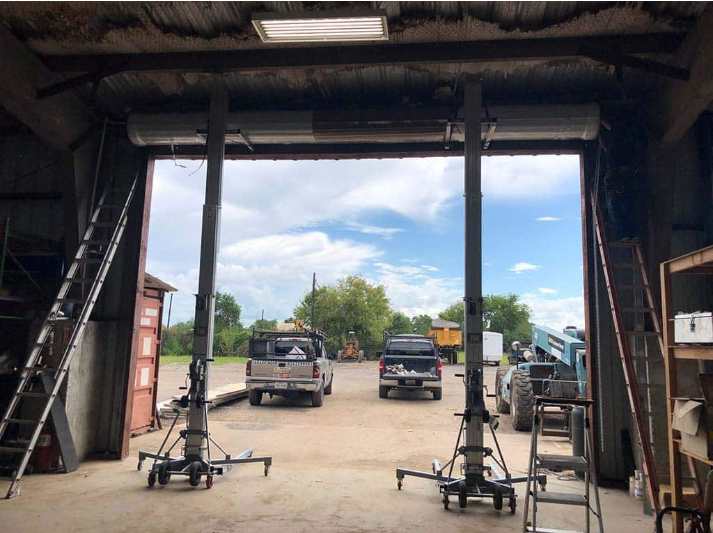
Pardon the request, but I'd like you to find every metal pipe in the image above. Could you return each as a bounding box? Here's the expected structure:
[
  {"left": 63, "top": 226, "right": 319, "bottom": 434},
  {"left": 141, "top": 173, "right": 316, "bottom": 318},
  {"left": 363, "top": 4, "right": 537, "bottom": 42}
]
[{"left": 126, "top": 104, "right": 600, "bottom": 146}]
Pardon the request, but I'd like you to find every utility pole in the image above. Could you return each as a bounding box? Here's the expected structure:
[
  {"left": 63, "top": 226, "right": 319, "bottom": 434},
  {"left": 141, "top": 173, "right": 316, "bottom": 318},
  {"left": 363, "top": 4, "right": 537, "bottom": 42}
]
[{"left": 311, "top": 272, "right": 316, "bottom": 329}]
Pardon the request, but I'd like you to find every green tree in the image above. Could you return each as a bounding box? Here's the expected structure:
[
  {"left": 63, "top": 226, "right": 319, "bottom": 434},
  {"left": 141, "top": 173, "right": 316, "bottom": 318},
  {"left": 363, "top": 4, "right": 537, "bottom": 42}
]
[
  {"left": 411, "top": 314, "right": 433, "bottom": 336},
  {"left": 250, "top": 319, "right": 278, "bottom": 331},
  {"left": 294, "top": 275, "right": 391, "bottom": 354},
  {"left": 214, "top": 291, "right": 242, "bottom": 334},
  {"left": 161, "top": 319, "right": 194, "bottom": 355},
  {"left": 482, "top": 293, "right": 532, "bottom": 349},
  {"left": 388, "top": 311, "right": 413, "bottom": 335}
]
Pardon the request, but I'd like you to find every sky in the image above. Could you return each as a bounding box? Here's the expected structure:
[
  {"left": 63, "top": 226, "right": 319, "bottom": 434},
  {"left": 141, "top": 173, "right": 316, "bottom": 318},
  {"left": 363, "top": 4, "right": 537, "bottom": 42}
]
[{"left": 146, "top": 155, "right": 584, "bottom": 331}]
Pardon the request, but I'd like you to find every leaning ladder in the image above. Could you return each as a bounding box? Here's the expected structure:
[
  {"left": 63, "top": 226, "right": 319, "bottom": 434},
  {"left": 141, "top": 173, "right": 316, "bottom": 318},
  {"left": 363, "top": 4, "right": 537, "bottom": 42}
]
[
  {"left": 592, "top": 196, "right": 660, "bottom": 512},
  {"left": 0, "top": 176, "right": 138, "bottom": 499}
]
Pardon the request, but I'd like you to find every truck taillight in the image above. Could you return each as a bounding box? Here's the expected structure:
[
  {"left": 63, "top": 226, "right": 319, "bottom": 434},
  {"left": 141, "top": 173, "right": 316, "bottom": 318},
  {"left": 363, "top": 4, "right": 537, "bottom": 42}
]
[
  {"left": 246, "top": 360, "right": 251, "bottom": 377},
  {"left": 313, "top": 362, "right": 320, "bottom": 379},
  {"left": 437, "top": 359, "right": 442, "bottom": 377},
  {"left": 379, "top": 359, "right": 384, "bottom": 374}
]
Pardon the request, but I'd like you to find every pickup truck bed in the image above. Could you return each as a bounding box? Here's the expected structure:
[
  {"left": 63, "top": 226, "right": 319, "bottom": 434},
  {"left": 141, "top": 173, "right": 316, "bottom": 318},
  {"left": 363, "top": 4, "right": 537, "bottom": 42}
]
[{"left": 380, "top": 355, "right": 442, "bottom": 400}]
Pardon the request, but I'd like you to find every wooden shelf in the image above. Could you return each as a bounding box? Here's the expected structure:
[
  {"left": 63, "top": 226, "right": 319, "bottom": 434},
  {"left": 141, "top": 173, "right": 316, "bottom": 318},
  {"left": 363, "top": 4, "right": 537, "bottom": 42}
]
[
  {"left": 671, "top": 345, "right": 713, "bottom": 361},
  {"left": 667, "top": 245, "right": 713, "bottom": 274},
  {"left": 673, "top": 439, "right": 713, "bottom": 467}
]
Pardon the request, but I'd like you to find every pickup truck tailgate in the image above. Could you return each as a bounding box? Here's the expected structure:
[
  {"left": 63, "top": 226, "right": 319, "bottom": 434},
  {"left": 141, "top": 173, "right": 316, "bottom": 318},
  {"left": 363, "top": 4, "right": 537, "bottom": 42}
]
[
  {"left": 250, "top": 358, "right": 314, "bottom": 379},
  {"left": 383, "top": 356, "right": 438, "bottom": 378}
]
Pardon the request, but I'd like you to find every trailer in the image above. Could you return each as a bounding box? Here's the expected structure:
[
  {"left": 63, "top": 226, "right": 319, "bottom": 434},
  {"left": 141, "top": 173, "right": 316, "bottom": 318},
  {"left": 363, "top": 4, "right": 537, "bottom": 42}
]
[
  {"left": 483, "top": 332, "right": 503, "bottom": 365},
  {"left": 428, "top": 319, "right": 462, "bottom": 364}
]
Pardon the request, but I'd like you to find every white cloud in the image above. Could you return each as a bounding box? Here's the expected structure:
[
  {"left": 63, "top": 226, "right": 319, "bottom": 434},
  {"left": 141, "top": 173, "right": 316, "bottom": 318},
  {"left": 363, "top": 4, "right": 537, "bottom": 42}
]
[
  {"left": 520, "top": 293, "right": 584, "bottom": 331},
  {"left": 538, "top": 287, "right": 558, "bottom": 294},
  {"left": 482, "top": 155, "right": 580, "bottom": 201},
  {"left": 344, "top": 222, "right": 404, "bottom": 240},
  {"left": 507, "top": 262, "right": 541, "bottom": 274},
  {"left": 535, "top": 216, "right": 563, "bottom": 222},
  {"left": 369, "top": 262, "right": 462, "bottom": 317}
]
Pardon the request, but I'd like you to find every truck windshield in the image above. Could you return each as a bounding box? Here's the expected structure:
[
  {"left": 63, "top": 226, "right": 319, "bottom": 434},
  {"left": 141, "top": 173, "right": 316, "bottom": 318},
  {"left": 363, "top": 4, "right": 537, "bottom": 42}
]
[{"left": 386, "top": 342, "right": 433, "bottom": 356}]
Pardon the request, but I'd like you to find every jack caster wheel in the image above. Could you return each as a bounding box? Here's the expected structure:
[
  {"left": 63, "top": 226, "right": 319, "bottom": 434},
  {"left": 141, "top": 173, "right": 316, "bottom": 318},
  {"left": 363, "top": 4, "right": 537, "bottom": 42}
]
[
  {"left": 205, "top": 475, "right": 213, "bottom": 489},
  {"left": 458, "top": 480, "right": 468, "bottom": 509},
  {"left": 137, "top": 461, "right": 143, "bottom": 471},
  {"left": 397, "top": 479, "right": 402, "bottom": 490},
  {"left": 493, "top": 489, "right": 503, "bottom": 511},
  {"left": 443, "top": 494, "right": 450, "bottom": 510},
  {"left": 509, "top": 496, "right": 517, "bottom": 514},
  {"left": 264, "top": 465, "right": 270, "bottom": 477},
  {"left": 157, "top": 462, "right": 171, "bottom": 486},
  {"left": 189, "top": 461, "right": 202, "bottom": 487},
  {"left": 147, "top": 472, "right": 156, "bottom": 487}
]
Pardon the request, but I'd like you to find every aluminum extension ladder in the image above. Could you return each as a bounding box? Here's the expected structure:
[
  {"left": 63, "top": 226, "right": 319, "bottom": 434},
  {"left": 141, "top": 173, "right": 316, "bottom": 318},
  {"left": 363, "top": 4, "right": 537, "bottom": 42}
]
[
  {"left": 522, "top": 397, "right": 603, "bottom": 533},
  {"left": 0, "top": 176, "right": 138, "bottom": 499},
  {"left": 592, "top": 196, "right": 661, "bottom": 512}
]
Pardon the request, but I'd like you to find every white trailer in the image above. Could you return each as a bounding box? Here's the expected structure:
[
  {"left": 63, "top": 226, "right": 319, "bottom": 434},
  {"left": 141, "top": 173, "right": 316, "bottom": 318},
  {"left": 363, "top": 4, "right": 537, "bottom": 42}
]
[{"left": 483, "top": 332, "right": 504, "bottom": 365}]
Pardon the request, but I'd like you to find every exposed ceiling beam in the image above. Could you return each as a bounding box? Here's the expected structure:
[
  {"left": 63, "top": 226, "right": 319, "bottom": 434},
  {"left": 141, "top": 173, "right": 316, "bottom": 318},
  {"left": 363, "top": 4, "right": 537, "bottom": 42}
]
[
  {"left": 150, "top": 140, "right": 583, "bottom": 161},
  {"left": 43, "top": 33, "right": 682, "bottom": 74},
  {"left": 0, "top": 26, "right": 94, "bottom": 151},
  {"left": 655, "top": 5, "right": 713, "bottom": 144}
]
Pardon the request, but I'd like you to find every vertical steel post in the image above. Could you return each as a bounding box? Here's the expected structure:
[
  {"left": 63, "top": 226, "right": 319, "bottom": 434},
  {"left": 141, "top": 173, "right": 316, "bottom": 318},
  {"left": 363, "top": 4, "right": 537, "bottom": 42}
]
[
  {"left": 463, "top": 77, "right": 484, "bottom": 479},
  {"left": 185, "top": 88, "right": 228, "bottom": 459}
]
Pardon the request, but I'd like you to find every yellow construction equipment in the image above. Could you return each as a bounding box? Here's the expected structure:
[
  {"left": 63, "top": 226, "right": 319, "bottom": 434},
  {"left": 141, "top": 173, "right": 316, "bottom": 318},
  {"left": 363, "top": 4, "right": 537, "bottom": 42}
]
[
  {"left": 428, "top": 319, "right": 462, "bottom": 364},
  {"left": 337, "top": 331, "right": 364, "bottom": 363}
]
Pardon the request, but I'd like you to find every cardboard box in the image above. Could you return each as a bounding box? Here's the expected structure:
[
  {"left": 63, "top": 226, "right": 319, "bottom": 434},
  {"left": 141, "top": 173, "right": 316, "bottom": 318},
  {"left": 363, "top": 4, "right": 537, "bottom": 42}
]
[{"left": 672, "top": 398, "right": 713, "bottom": 459}]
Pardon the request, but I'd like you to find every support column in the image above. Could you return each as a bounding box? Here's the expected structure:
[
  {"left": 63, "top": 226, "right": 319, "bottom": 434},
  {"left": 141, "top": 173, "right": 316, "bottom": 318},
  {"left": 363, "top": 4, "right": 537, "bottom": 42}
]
[
  {"left": 463, "top": 77, "right": 484, "bottom": 479},
  {"left": 186, "top": 88, "right": 228, "bottom": 458}
]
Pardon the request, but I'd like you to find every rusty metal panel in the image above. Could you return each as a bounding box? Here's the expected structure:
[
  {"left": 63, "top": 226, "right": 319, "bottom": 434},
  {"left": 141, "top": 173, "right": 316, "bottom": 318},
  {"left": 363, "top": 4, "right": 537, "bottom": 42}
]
[{"left": 130, "top": 287, "right": 163, "bottom": 434}]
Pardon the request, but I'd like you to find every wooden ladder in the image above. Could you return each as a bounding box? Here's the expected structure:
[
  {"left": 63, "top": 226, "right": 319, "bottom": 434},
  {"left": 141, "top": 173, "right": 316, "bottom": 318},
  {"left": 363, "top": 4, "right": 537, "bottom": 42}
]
[{"left": 591, "top": 195, "right": 660, "bottom": 513}]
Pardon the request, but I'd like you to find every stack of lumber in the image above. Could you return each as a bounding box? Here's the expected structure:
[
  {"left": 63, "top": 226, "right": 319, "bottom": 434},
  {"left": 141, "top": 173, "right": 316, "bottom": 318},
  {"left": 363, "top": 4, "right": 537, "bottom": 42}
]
[{"left": 158, "top": 382, "right": 248, "bottom": 419}]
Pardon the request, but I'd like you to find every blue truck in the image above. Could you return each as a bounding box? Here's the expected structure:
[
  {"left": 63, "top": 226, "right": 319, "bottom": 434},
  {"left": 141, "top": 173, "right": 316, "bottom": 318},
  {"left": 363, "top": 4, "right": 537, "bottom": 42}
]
[{"left": 494, "top": 325, "right": 586, "bottom": 431}]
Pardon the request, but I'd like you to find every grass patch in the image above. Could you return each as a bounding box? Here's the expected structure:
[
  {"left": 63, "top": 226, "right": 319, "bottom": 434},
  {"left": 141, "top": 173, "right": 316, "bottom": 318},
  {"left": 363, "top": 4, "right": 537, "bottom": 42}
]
[{"left": 160, "top": 355, "right": 248, "bottom": 365}]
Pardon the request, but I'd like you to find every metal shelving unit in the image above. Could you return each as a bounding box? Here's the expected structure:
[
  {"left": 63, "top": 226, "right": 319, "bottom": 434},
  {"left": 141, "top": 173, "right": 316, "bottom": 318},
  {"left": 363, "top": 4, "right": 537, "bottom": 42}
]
[{"left": 661, "top": 245, "right": 713, "bottom": 533}]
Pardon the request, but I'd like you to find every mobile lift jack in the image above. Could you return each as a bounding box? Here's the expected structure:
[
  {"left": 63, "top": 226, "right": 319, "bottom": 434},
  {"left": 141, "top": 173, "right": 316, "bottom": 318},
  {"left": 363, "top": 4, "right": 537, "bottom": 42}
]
[
  {"left": 395, "top": 371, "right": 547, "bottom": 512},
  {"left": 137, "top": 88, "right": 271, "bottom": 489}
]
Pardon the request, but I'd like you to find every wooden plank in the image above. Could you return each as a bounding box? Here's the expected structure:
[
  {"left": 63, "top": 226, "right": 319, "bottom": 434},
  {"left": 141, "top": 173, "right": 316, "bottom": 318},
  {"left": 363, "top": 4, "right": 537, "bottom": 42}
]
[
  {"left": 666, "top": 245, "right": 713, "bottom": 274},
  {"left": 672, "top": 346, "right": 713, "bottom": 361}
]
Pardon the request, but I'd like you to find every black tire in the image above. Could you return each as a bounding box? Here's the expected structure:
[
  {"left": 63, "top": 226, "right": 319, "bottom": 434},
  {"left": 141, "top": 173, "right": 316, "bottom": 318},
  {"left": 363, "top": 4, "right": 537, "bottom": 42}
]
[
  {"left": 157, "top": 462, "right": 171, "bottom": 486},
  {"left": 458, "top": 480, "right": 468, "bottom": 509},
  {"left": 509, "top": 495, "right": 517, "bottom": 514},
  {"left": 494, "top": 361, "right": 500, "bottom": 366},
  {"left": 147, "top": 472, "right": 157, "bottom": 487},
  {"left": 432, "top": 388, "right": 442, "bottom": 401},
  {"left": 511, "top": 369, "right": 534, "bottom": 431},
  {"left": 189, "top": 461, "right": 202, "bottom": 487},
  {"left": 324, "top": 374, "right": 333, "bottom": 395},
  {"left": 249, "top": 390, "right": 263, "bottom": 406},
  {"left": 379, "top": 386, "right": 389, "bottom": 399},
  {"left": 493, "top": 488, "right": 503, "bottom": 510},
  {"left": 311, "top": 382, "right": 324, "bottom": 407},
  {"left": 495, "top": 366, "right": 510, "bottom": 414}
]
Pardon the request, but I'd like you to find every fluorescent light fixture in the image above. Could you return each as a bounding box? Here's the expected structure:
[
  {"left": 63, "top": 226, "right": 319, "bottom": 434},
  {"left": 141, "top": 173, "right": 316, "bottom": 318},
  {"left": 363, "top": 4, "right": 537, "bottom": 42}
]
[{"left": 252, "top": 10, "right": 388, "bottom": 43}]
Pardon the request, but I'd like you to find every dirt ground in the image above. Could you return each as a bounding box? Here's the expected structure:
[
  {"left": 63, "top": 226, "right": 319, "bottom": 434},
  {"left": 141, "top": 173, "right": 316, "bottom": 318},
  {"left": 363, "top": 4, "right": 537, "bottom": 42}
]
[{"left": 1, "top": 362, "right": 655, "bottom": 533}]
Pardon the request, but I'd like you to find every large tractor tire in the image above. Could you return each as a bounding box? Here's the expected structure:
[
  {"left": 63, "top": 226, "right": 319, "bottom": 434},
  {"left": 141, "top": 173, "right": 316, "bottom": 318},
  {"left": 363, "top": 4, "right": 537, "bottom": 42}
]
[
  {"left": 495, "top": 366, "right": 510, "bottom": 414},
  {"left": 358, "top": 350, "right": 364, "bottom": 363},
  {"left": 337, "top": 350, "right": 343, "bottom": 363},
  {"left": 510, "top": 369, "right": 534, "bottom": 431}
]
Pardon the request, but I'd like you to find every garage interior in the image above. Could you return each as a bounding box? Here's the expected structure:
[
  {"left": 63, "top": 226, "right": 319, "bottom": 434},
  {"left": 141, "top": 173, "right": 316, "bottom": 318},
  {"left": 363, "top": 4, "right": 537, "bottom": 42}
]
[{"left": 0, "top": 2, "right": 712, "bottom": 532}]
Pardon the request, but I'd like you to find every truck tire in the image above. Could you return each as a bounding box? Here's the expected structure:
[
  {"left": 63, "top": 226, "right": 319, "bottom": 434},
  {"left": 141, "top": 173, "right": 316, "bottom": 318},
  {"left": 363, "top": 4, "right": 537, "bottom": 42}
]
[
  {"left": 311, "top": 382, "right": 324, "bottom": 407},
  {"left": 324, "top": 374, "right": 333, "bottom": 395},
  {"left": 249, "top": 390, "right": 263, "bottom": 406},
  {"left": 495, "top": 366, "right": 510, "bottom": 414},
  {"left": 358, "top": 350, "right": 364, "bottom": 363},
  {"left": 432, "top": 388, "right": 442, "bottom": 401},
  {"left": 337, "top": 350, "right": 343, "bottom": 363},
  {"left": 511, "top": 369, "right": 534, "bottom": 431},
  {"left": 379, "top": 386, "right": 389, "bottom": 399}
]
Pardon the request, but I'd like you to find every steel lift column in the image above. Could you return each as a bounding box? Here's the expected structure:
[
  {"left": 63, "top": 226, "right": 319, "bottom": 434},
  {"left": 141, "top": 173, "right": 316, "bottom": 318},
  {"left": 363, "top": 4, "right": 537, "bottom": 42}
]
[
  {"left": 138, "top": 88, "right": 271, "bottom": 488},
  {"left": 395, "top": 78, "right": 544, "bottom": 511}
]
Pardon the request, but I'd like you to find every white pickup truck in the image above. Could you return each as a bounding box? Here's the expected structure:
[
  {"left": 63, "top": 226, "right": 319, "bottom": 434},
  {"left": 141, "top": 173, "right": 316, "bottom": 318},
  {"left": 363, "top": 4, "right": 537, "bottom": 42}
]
[{"left": 245, "top": 330, "right": 334, "bottom": 407}]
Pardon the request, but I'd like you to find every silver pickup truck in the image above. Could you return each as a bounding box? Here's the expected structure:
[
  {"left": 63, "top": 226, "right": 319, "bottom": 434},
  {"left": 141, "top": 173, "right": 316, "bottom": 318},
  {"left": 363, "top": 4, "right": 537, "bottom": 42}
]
[{"left": 245, "top": 329, "right": 334, "bottom": 407}]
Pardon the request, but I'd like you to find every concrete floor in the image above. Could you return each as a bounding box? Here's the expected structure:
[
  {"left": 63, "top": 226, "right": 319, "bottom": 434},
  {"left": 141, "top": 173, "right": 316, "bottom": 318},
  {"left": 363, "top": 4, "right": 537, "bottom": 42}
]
[{"left": 1, "top": 362, "right": 653, "bottom": 533}]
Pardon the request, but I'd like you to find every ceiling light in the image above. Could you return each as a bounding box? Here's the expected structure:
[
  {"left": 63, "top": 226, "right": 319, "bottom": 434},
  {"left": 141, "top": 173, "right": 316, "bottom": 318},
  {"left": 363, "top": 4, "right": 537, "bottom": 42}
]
[{"left": 252, "top": 10, "right": 388, "bottom": 43}]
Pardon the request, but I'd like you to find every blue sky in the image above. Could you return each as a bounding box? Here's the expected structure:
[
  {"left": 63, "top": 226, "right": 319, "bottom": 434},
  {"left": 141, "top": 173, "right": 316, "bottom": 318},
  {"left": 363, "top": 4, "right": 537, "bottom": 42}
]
[{"left": 146, "top": 155, "right": 584, "bottom": 330}]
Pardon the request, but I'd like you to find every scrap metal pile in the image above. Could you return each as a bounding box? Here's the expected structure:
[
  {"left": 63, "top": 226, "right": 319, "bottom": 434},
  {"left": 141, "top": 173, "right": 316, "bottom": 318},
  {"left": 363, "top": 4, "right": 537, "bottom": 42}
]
[{"left": 385, "top": 364, "right": 436, "bottom": 377}]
